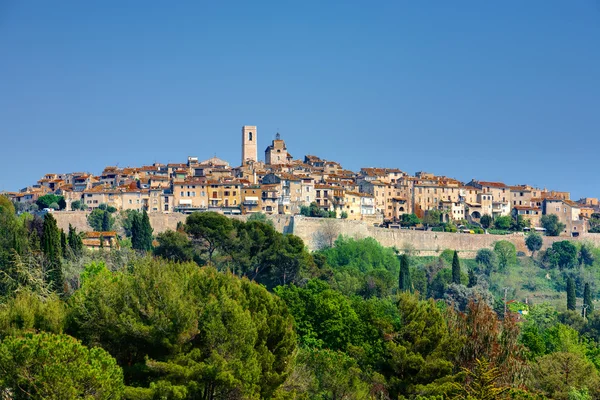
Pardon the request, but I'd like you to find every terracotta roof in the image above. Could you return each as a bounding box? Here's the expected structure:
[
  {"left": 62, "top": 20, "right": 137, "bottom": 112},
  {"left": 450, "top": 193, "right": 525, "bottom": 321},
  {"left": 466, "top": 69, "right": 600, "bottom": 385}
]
[
  {"left": 479, "top": 181, "right": 507, "bottom": 188},
  {"left": 84, "top": 231, "right": 117, "bottom": 238},
  {"left": 514, "top": 206, "right": 541, "bottom": 211}
]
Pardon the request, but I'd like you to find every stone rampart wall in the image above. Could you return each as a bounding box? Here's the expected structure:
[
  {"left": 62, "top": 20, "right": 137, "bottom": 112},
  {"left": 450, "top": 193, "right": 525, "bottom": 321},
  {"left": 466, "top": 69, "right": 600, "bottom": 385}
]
[{"left": 53, "top": 212, "right": 600, "bottom": 258}]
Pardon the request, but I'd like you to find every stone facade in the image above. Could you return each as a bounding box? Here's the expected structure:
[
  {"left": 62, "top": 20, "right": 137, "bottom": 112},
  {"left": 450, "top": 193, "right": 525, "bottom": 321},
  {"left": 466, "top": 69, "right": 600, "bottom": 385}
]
[{"left": 241, "top": 125, "right": 257, "bottom": 165}]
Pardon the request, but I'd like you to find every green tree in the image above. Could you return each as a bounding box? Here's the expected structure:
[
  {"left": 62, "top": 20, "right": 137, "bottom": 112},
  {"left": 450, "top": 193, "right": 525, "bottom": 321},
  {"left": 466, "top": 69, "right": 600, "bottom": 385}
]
[
  {"left": 467, "top": 267, "right": 477, "bottom": 288},
  {"left": 567, "top": 277, "right": 576, "bottom": 311},
  {"left": 544, "top": 241, "right": 578, "bottom": 269},
  {"left": 0, "top": 332, "right": 124, "bottom": 399},
  {"left": 36, "top": 194, "right": 65, "bottom": 210},
  {"left": 541, "top": 214, "right": 566, "bottom": 237},
  {"left": 67, "top": 223, "right": 84, "bottom": 257},
  {"left": 400, "top": 213, "right": 421, "bottom": 227},
  {"left": 423, "top": 209, "right": 442, "bottom": 227},
  {"left": 101, "top": 209, "right": 111, "bottom": 231},
  {"left": 526, "top": 233, "right": 543, "bottom": 258},
  {"left": 185, "top": 212, "right": 234, "bottom": 263},
  {"left": 494, "top": 240, "right": 516, "bottom": 271},
  {"left": 579, "top": 244, "right": 594, "bottom": 266},
  {"left": 132, "top": 210, "right": 153, "bottom": 251},
  {"left": 480, "top": 214, "right": 493, "bottom": 229},
  {"left": 60, "top": 229, "right": 68, "bottom": 256},
  {"left": 42, "top": 213, "right": 63, "bottom": 293},
  {"left": 384, "top": 292, "right": 462, "bottom": 398},
  {"left": 583, "top": 282, "right": 594, "bottom": 317},
  {"left": 153, "top": 230, "right": 194, "bottom": 262},
  {"left": 88, "top": 209, "right": 113, "bottom": 232},
  {"left": 295, "top": 347, "right": 370, "bottom": 400},
  {"left": 494, "top": 216, "right": 512, "bottom": 230},
  {"left": 475, "top": 248, "right": 497, "bottom": 276},
  {"left": 68, "top": 259, "right": 296, "bottom": 398},
  {"left": 452, "top": 358, "right": 508, "bottom": 400},
  {"left": 399, "top": 253, "right": 411, "bottom": 292},
  {"left": 452, "top": 250, "right": 461, "bottom": 284},
  {"left": 340, "top": 211, "right": 348, "bottom": 219},
  {"left": 71, "top": 200, "right": 84, "bottom": 210},
  {"left": 532, "top": 352, "right": 600, "bottom": 399}
]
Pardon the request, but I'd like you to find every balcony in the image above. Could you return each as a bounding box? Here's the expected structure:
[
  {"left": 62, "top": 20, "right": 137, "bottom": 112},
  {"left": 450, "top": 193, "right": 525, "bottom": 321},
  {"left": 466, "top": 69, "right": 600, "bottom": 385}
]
[{"left": 278, "top": 195, "right": 291, "bottom": 205}]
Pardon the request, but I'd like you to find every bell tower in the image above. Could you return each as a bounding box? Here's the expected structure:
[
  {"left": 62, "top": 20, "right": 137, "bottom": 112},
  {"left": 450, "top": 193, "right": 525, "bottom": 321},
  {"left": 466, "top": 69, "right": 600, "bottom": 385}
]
[{"left": 241, "top": 125, "right": 257, "bottom": 165}]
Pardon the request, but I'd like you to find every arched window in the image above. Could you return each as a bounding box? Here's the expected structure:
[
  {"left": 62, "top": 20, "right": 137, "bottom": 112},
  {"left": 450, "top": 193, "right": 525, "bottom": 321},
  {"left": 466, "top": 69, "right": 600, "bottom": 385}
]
[{"left": 248, "top": 132, "right": 253, "bottom": 141}]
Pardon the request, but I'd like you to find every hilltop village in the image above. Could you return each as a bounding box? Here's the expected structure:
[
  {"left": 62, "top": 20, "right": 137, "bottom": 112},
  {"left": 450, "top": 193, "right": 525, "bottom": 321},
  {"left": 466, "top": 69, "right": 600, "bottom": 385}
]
[{"left": 6, "top": 125, "right": 600, "bottom": 237}]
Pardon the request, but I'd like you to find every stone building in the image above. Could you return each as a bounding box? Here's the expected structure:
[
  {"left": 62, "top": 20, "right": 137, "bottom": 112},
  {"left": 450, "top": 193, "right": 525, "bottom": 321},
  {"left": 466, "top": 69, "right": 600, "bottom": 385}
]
[{"left": 265, "top": 133, "right": 292, "bottom": 165}]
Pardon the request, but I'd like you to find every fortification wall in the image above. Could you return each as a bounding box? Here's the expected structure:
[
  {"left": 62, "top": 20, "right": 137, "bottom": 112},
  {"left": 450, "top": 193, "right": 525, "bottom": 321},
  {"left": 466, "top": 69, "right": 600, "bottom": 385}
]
[
  {"left": 291, "top": 216, "right": 600, "bottom": 257},
  {"left": 53, "top": 212, "right": 600, "bottom": 258}
]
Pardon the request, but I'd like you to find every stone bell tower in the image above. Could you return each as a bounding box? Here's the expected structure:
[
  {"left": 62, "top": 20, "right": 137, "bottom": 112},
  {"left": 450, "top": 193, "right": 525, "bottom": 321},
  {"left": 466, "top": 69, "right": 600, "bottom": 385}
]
[{"left": 241, "top": 125, "right": 257, "bottom": 165}]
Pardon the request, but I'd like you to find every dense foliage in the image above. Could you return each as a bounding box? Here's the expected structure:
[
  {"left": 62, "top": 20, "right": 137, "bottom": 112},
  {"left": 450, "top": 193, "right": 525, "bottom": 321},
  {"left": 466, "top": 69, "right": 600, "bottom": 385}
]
[{"left": 3, "top": 198, "right": 600, "bottom": 399}]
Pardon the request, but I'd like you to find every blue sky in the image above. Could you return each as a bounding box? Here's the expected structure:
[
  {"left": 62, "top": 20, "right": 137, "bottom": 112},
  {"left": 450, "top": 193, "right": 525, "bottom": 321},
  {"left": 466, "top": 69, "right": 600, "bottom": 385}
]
[{"left": 1, "top": 1, "right": 599, "bottom": 199}]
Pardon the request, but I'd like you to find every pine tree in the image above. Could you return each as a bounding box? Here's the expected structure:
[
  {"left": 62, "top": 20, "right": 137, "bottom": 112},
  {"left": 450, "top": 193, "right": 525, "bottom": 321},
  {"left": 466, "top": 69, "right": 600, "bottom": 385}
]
[
  {"left": 42, "top": 214, "right": 63, "bottom": 294},
  {"left": 583, "top": 282, "right": 594, "bottom": 316},
  {"left": 567, "top": 277, "right": 576, "bottom": 311},
  {"left": 398, "top": 254, "right": 411, "bottom": 292},
  {"left": 468, "top": 268, "right": 477, "bottom": 288},
  {"left": 452, "top": 250, "right": 461, "bottom": 285}
]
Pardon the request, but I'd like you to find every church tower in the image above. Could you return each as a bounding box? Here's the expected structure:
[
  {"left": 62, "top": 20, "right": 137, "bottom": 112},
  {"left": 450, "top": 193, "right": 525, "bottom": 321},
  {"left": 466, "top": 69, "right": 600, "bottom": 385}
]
[{"left": 241, "top": 125, "right": 257, "bottom": 165}]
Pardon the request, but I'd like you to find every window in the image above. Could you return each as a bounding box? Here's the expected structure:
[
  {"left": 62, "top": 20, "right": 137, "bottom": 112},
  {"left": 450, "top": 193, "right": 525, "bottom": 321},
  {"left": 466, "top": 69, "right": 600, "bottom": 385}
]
[
  {"left": 249, "top": 132, "right": 253, "bottom": 141},
  {"left": 180, "top": 192, "right": 184, "bottom": 197}
]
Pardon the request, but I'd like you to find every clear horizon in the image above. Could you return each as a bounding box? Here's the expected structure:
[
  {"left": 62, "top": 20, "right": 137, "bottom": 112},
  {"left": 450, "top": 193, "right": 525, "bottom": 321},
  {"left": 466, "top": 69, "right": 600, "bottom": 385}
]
[{"left": 1, "top": 1, "right": 599, "bottom": 199}]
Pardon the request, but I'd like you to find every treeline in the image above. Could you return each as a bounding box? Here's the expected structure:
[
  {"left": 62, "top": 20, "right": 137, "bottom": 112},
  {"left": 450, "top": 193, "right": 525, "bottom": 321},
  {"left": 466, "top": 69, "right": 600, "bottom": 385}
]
[{"left": 2, "top": 194, "right": 600, "bottom": 399}]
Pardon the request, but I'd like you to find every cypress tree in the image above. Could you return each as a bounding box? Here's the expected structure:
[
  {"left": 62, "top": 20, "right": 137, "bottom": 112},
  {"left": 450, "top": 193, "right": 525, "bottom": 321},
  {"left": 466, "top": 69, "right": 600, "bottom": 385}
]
[
  {"left": 583, "top": 282, "right": 594, "bottom": 316},
  {"left": 452, "top": 250, "right": 461, "bottom": 284},
  {"left": 101, "top": 210, "right": 110, "bottom": 232},
  {"left": 68, "top": 224, "right": 83, "bottom": 257},
  {"left": 60, "top": 229, "right": 68, "bottom": 256},
  {"left": 42, "top": 214, "right": 63, "bottom": 293},
  {"left": 399, "top": 254, "right": 411, "bottom": 292},
  {"left": 131, "top": 212, "right": 141, "bottom": 250},
  {"left": 140, "top": 210, "right": 153, "bottom": 251},
  {"left": 467, "top": 268, "right": 477, "bottom": 288},
  {"left": 567, "top": 277, "right": 576, "bottom": 311}
]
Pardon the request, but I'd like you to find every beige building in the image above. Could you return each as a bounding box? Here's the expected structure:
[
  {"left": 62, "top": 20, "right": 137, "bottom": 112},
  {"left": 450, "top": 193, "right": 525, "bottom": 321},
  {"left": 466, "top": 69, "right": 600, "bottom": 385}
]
[
  {"left": 149, "top": 189, "right": 174, "bottom": 213},
  {"left": 241, "top": 186, "right": 262, "bottom": 214},
  {"left": 344, "top": 192, "right": 376, "bottom": 220},
  {"left": 543, "top": 198, "right": 587, "bottom": 236},
  {"left": 173, "top": 179, "right": 209, "bottom": 212},
  {"left": 207, "top": 180, "right": 243, "bottom": 211}
]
